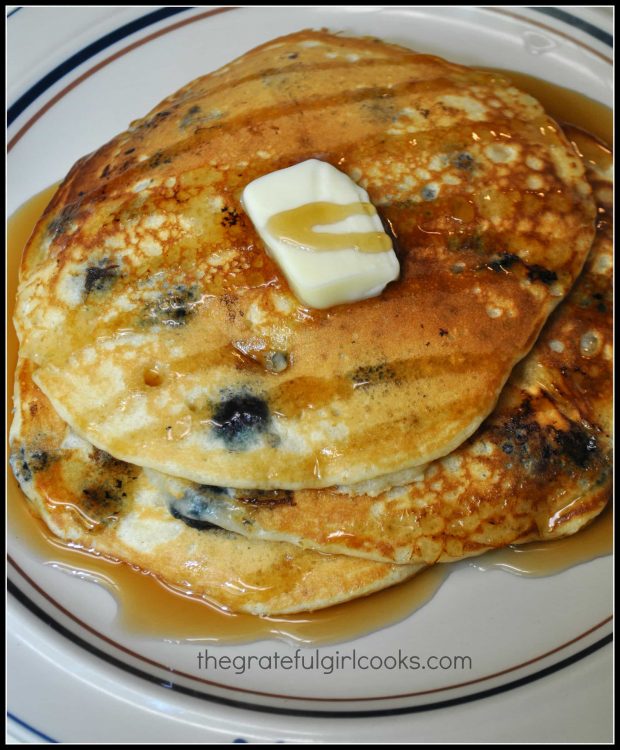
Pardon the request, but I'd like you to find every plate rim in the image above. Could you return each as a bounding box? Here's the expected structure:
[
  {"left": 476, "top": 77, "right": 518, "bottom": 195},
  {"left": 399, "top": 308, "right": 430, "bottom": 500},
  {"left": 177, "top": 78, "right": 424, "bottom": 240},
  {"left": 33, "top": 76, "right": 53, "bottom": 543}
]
[
  {"left": 7, "top": 3, "right": 614, "bottom": 731},
  {"left": 7, "top": 572, "right": 614, "bottom": 717}
]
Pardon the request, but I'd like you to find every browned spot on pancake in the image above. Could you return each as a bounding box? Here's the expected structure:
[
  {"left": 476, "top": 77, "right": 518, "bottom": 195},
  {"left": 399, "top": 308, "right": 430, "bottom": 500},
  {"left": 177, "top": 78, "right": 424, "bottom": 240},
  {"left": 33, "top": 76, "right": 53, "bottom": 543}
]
[{"left": 235, "top": 489, "right": 295, "bottom": 508}]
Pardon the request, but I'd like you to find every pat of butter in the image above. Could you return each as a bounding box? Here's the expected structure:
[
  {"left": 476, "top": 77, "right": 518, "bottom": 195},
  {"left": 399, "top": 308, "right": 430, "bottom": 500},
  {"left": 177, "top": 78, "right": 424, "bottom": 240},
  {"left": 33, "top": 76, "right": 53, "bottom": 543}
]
[{"left": 241, "top": 159, "right": 400, "bottom": 309}]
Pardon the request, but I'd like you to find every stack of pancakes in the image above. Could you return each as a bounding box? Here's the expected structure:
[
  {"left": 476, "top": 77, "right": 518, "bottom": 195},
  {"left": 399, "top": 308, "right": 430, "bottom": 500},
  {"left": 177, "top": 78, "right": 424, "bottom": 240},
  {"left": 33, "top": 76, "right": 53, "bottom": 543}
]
[{"left": 10, "top": 31, "right": 612, "bottom": 615}]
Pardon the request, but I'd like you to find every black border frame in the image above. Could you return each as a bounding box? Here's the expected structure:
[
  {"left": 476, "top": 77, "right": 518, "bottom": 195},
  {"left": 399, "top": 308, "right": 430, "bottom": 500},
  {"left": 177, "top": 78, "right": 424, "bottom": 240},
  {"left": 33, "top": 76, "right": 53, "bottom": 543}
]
[{"left": 7, "top": 3, "right": 613, "bottom": 730}]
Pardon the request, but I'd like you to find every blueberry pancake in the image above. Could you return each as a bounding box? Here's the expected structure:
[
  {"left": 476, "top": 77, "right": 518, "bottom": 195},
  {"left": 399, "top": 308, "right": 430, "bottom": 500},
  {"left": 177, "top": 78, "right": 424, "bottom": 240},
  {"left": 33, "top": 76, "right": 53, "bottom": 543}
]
[
  {"left": 9, "top": 357, "right": 422, "bottom": 615},
  {"left": 16, "top": 30, "right": 596, "bottom": 490},
  {"left": 148, "top": 134, "right": 613, "bottom": 564}
]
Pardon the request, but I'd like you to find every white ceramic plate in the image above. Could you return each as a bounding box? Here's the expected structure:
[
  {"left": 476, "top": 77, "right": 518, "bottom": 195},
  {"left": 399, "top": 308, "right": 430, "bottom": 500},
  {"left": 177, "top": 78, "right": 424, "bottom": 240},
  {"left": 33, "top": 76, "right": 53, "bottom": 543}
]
[{"left": 7, "top": 6, "right": 613, "bottom": 743}]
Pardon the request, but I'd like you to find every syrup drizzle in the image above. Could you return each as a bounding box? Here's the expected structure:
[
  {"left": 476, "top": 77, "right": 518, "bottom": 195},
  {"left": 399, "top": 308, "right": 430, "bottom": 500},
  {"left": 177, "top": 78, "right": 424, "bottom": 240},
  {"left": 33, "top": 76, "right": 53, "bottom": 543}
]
[{"left": 267, "top": 201, "right": 392, "bottom": 254}]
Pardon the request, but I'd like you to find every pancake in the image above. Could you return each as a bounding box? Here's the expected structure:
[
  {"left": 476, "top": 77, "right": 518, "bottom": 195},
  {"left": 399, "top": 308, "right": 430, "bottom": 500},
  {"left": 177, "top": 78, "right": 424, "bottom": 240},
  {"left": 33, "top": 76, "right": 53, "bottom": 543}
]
[
  {"left": 16, "top": 29, "right": 596, "bottom": 490},
  {"left": 148, "top": 137, "right": 613, "bottom": 563},
  {"left": 9, "top": 357, "right": 422, "bottom": 615}
]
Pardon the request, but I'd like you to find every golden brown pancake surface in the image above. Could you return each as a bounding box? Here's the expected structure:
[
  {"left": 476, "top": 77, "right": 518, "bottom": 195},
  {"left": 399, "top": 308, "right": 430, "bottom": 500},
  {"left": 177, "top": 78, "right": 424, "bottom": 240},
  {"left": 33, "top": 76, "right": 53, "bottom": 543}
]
[
  {"left": 9, "top": 357, "right": 422, "bottom": 615},
  {"left": 149, "top": 136, "right": 613, "bottom": 563},
  {"left": 16, "top": 30, "right": 596, "bottom": 489}
]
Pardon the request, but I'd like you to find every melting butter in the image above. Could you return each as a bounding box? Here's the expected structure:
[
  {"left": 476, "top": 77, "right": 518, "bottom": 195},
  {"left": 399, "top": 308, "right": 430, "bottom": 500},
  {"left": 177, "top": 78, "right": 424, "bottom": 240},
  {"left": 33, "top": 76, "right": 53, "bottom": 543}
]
[{"left": 242, "top": 159, "right": 399, "bottom": 309}]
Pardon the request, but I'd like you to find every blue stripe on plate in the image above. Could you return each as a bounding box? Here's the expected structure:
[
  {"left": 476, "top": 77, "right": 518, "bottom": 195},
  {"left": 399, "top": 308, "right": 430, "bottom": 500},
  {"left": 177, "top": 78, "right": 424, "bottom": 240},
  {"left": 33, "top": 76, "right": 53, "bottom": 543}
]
[
  {"left": 7, "top": 711, "right": 58, "bottom": 743},
  {"left": 7, "top": 7, "right": 23, "bottom": 19},
  {"left": 7, "top": 577, "right": 614, "bottom": 719},
  {"left": 8, "top": 7, "right": 611, "bottom": 129},
  {"left": 7, "top": 7, "right": 190, "bottom": 126},
  {"left": 532, "top": 7, "right": 613, "bottom": 48}
]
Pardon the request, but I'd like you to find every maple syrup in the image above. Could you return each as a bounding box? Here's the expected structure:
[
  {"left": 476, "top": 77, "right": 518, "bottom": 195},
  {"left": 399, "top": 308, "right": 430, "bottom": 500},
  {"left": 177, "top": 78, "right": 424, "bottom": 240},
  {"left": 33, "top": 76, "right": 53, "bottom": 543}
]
[
  {"left": 8, "top": 467, "right": 449, "bottom": 644},
  {"left": 7, "top": 72, "right": 612, "bottom": 645},
  {"left": 472, "top": 504, "right": 612, "bottom": 577},
  {"left": 481, "top": 68, "right": 613, "bottom": 147},
  {"left": 267, "top": 201, "right": 392, "bottom": 253}
]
